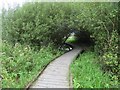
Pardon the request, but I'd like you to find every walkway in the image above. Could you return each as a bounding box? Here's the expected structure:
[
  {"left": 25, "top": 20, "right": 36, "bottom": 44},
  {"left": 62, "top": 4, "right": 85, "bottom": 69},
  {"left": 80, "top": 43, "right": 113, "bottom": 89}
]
[{"left": 29, "top": 47, "right": 82, "bottom": 88}]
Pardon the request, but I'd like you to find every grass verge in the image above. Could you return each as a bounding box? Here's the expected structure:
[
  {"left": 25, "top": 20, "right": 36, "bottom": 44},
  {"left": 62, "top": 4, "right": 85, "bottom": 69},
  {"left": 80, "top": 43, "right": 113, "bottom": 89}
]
[
  {"left": 71, "top": 51, "right": 114, "bottom": 88},
  {"left": 2, "top": 41, "right": 63, "bottom": 88}
]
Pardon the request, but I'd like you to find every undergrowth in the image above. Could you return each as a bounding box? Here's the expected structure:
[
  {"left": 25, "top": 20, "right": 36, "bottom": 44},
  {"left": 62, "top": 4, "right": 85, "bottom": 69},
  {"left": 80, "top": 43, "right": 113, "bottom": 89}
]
[
  {"left": 1, "top": 40, "right": 63, "bottom": 88},
  {"left": 71, "top": 51, "right": 118, "bottom": 88}
]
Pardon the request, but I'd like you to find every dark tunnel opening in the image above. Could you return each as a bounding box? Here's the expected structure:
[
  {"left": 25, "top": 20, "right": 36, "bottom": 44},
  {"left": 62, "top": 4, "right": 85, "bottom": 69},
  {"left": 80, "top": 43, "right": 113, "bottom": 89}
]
[
  {"left": 61, "top": 30, "right": 95, "bottom": 52},
  {"left": 66, "top": 30, "right": 94, "bottom": 49}
]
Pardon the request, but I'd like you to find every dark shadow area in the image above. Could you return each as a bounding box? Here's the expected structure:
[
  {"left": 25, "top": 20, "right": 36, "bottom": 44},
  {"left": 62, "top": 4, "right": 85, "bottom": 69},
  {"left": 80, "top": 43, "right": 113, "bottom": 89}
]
[
  {"left": 75, "top": 30, "right": 94, "bottom": 47},
  {"left": 67, "top": 30, "right": 94, "bottom": 48},
  {"left": 60, "top": 30, "right": 95, "bottom": 52}
]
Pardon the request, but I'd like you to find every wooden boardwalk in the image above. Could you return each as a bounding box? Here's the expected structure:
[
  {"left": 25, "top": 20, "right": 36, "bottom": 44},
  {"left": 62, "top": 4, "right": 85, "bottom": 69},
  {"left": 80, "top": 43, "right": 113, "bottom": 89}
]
[{"left": 29, "top": 47, "right": 82, "bottom": 88}]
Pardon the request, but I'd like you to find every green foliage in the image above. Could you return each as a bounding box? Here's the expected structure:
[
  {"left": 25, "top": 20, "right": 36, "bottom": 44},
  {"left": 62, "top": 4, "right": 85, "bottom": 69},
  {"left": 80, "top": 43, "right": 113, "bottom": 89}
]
[
  {"left": 2, "top": 2, "right": 72, "bottom": 46},
  {"left": 2, "top": 2, "right": 119, "bottom": 86},
  {"left": 65, "top": 35, "right": 77, "bottom": 43},
  {"left": 2, "top": 40, "right": 62, "bottom": 88},
  {"left": 71, "top": 52, "right": 118, "bottom": 88}
]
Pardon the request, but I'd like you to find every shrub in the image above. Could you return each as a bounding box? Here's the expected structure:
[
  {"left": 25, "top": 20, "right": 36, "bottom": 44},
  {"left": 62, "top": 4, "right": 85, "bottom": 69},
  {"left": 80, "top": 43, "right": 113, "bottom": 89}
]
[{"left": 1, "top": 40, "right": 62, "bottom": 88}]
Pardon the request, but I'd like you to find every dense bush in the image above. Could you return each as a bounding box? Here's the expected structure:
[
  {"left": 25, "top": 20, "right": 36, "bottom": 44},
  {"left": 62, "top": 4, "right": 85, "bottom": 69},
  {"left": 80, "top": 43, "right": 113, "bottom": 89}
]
[
  {"left": 2, "top": 40, "right": 62, "bottom": 88},
  {"left": 2, "top": 3, "right": 72, "bottom": 46},
  {"left": 2, "top": 2, "right": 119, "bottom": 85}
]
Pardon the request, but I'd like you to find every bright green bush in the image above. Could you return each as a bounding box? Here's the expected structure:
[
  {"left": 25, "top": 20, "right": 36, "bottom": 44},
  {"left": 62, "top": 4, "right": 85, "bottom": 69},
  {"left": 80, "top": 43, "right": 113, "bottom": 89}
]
[
  {"left": 65, "top": 35, "right": 77, "bottom": 43},
  {"left": 1, "top": 40, "right": 62, "bottom": 88}
]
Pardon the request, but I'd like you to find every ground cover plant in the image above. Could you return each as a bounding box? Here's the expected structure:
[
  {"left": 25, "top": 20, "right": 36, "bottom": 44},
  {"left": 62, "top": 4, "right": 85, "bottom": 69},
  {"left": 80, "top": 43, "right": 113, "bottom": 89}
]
[
  {"left": 2, "top": 40, "right": 63, "bottom": 88},
  {"left": 71, "top": 51, "right": 118, "bottom": 88}
]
